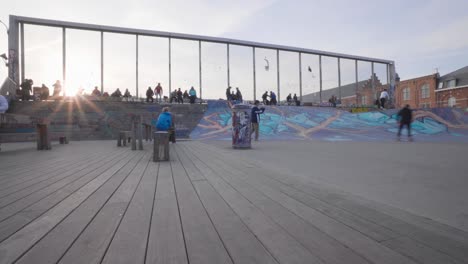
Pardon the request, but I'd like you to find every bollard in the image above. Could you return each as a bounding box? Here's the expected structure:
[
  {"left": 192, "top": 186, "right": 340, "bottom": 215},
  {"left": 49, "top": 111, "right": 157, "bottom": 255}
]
[
  {"left": 138, "top": 123, "right": 143, "bottom": 150},
  {"left": 36, "top": 124, "right": 51, "bottom": 150},
  {"left": 153, "top": 131, "right": 169, "bottom": 161},
  {"left": 131, "top": 121, "right": 137, "bottom": 151}
]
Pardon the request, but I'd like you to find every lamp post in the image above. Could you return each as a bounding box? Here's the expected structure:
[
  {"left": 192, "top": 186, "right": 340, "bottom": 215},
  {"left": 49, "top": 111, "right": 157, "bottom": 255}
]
[{"left": 0, "top": 20, "right": 8, "bottom": 34}]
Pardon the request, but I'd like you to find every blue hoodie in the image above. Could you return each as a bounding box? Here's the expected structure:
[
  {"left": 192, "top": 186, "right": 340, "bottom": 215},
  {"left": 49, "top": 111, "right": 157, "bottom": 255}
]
[{"left": 155, "top": 112, "right": 172, "bottom": 131}]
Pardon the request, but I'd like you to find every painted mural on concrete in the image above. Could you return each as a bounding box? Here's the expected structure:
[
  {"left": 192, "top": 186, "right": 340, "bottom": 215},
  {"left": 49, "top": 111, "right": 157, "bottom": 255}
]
[{"left": 190, "top": 100, "right": 468, "bottom": 142}]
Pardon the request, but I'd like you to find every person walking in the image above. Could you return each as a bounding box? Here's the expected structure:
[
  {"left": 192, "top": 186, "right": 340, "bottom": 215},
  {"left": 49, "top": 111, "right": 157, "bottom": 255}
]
[
  {"left": 397, "top": 104, "right": 413, "bottom": 141},
  {"left": 155, "top": 83, "right": 163, "bottom": 103},
  {"left": 380, "top": 89, "right": 389, "bottom": 109},
  {"left": 177, "top": 88, "right": 183, "bottom": 104},
  {"left": 189, "top": 86, "right": 197, "bottom": 104},
  {"left": 262, "top": 91, "right": 269, "bottom": 105},
  {"left": 251, "top": 100, "right": 265, "bottom": 141}
]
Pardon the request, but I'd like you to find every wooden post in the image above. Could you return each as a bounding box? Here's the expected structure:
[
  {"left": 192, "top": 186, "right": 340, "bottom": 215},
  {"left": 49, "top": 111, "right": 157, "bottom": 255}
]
[
  {"left": 36, "top": 124, "right": 51, "bottom": 150},
  {"left": 138, "top": 123, "right": 143, "bottom": 150},
  {"left": 153, "top": 131, "right": 169, "bottom": 161},
  {"left": 131, "top": 121, "right": 137, "bottom": 151}
]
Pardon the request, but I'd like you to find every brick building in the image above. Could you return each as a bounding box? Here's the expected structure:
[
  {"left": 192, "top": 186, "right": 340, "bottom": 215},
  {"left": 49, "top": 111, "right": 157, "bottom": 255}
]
[
  {"left": 435, "top": 66, "right": 468, "bottom": 108},
  {"left": 394, "top": 74, "right": 438, "bottom": 109}
]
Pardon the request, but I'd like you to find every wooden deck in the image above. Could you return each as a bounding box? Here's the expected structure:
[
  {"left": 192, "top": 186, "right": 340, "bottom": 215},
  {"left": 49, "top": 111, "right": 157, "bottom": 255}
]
[{"left": 0, "top": 140, "right": 467, "bottom": 264}]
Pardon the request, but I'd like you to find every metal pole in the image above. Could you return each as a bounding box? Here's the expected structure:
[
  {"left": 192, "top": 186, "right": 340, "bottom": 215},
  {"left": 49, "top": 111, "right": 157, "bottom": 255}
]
[
  {"left": 277, "top": 49, "right": 280, "bottom": 103},
  {"left": 371, "top": 62, "right": 375, "bottom": 100},
  {"left": 20, "top": 23, "right": 25, "bottom": 83},
  {"left": 62, "top": 27, "right": 66, "bottom": 96},
  {"left": 355, "top": 60, "right": 358, "bottom": 105},
  {"left": 8, "top": 16, "right": 20, "bottom": 88},
  {"left": 169, "top": 38, "right": 171, "bottom": 95},
  {"left": 319, "top": 55, "right": 322, "bottom": 103},
  {"left": 136, "top": 35, "right": 138, "bottom": 98},
  {"left": 253, "top": 47, "right": 256, "bottom": 101},
  {"left": 199, "top": 40, "right": 202, "bottom": 101},
  {"left": 227, "top": 44, "right": 230, "bottom": 88},
  {"left": 338, "top": 57, "right": 341, "bottom": 101},
  {"left": 299, "top": 52, "right": 302, "bottom": 103},
  {"left": 100, "top": 31, "right": 104, "bottom": 94},
  {"left": 386, "top": 64, "right": 390, "bottom": 84}
]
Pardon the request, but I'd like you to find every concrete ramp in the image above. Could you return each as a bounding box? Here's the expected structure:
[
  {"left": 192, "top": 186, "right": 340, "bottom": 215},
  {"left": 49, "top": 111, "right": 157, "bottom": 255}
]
[{"left": 191, "top": 100, "right": 468, "bottom": 142}]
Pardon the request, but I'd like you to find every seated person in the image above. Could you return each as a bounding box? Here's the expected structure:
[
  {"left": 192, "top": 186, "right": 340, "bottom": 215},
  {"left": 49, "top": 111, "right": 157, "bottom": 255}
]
[
  {"left": 92, "top": 86, "right": 101, "bottom": 96},
  {"left": 40, "top": 84, "right": 50, "bottom": 100},
  {"left": 111, "top": 88, "right": 122, "bottom": 97},
  {"left": 155, "top": 107, "right": 176, "bottom": 143},
  {"left": 123, "top": 89, "right": 131, "bottom": 98}
]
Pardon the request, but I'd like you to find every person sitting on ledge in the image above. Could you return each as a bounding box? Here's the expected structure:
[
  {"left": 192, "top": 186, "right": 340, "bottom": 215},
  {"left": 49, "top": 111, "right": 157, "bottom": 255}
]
[
  {"left": 52, "top": 80, "right": 62, "bottom": 97},
  {"left": 111, "top": 88, "right": 122, "bottom": 97},
  {"left": 103, "top": 92, "right": 109, "bottom": 97},
  {"left": 123, "top": 89, "right": 131, "bottom": 98},
  {"left": 92, "top": 86, "right": 101, "bottom": 96},
  {"left": 155, "top": 107, "right": 176, "bottom": 143},
  {"left": 40, "top": 84, "right": 49, "bottom": 101},
  {"left": 146, "top": 86, "right": 154, "bottom": 103}
]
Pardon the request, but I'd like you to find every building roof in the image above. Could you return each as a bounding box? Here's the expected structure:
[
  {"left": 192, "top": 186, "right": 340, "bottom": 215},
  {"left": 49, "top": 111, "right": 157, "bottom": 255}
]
[{"left": 438, "top": 66, "right": 468, "bottom": 88}]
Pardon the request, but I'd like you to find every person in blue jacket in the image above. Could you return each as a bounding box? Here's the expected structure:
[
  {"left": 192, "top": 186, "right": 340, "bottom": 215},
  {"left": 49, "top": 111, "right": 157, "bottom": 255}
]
[
  {"left": 155, "top": 107, "right": 176, "bottom": 143},
  {"left": 189, "top": 86, "right": 197, "bottom": 104}
]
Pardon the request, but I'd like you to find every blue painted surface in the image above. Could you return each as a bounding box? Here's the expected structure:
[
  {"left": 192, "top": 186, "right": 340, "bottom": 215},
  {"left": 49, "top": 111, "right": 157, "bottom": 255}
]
[{"left": 190, "top": 100, "right": 468, "bottom": 142}]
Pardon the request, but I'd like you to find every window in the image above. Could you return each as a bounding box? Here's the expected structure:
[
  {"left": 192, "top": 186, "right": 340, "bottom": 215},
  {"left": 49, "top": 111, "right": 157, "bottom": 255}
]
[
  {"left": 447, "top": 79, "right": 457, "bottom": 88},
  {"left": 420, "top": 103, "right": 430, "bottom": 109},
  {"left": 448, "top": 97, "right": 456, "bottom": 107},
  {"left": 361, "top": 95, "right": 367, "bottom": 105},
  {"left": 421, "top": 84, "right": 430, "bottom": 98},
  {"left": 403, "top": 87, "right": 410, "bottom": 101},
  {"left": 438, "top": 82, "right": 443, "bottom": 89}
]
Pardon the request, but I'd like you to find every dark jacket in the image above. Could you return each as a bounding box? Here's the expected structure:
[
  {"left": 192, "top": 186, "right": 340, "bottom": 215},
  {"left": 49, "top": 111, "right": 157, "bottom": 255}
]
[
  {"left": 397, "top": 107, "right": 412, "bottom": 123},
  {"left": 251, "top": 106, "right": 265, "bottom": 123}
]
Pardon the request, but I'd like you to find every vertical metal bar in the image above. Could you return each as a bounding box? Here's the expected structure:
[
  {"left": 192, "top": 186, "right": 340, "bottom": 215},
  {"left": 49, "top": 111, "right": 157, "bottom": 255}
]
[
  {"left": 253, "top": 47, "right": 256, "bottom": 101},
  {"left": 319, "top": 55, "right": 322, "bottom": 103},
  {"left": 199, "top": 41, "right": 202, "bottom": 101},
  {"left": 100, "top": 31, "right": 104, "bottom": 94},
  {"left": 277, "top": 49, "right": 280, "bottom": 102},
  {"left": 371, "top": 61, "right": 375, "bottom": 100},
  {"left": 338, "top": 57, "right": 341, "bottom": 101},
  {"left": 299, "top": 52, "right": 302, "bottom": 103},
  {"left": 62, "top": 27, "right": 66, "bottom": 96},
  {"left": 20, "top": 23, "right": 25, "bottom": 83},
  {"left": 227, "top": 44, "right": 230, "bottom": 88},
  {"left": 355, "top": 60, "right": 358, "bottom": 105},
  {"left": 169, "top": 38, "right": 171, "bottom": 95},
  {"left": 8, "top": 16, "right": 20, "bottom": 88},
  {"left": 386, "top": 64, "right": 390, "bottom": 84},
  {"left": 136, "top": 35, "right": 138, "bottom": 98}
]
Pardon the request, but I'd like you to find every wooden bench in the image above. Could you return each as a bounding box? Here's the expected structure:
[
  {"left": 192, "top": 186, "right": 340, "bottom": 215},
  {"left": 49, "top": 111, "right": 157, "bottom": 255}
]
[{"left": 153, "top": 131, "right": 169, "bottom": 161}]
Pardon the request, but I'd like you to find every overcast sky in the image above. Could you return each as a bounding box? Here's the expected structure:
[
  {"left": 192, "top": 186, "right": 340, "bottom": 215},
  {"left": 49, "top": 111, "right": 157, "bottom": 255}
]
[{"left": 1, "top": 0, "right": 467, "bottom": 99}]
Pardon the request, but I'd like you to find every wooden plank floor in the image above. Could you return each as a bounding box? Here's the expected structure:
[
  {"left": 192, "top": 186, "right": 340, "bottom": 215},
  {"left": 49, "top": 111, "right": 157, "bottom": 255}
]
[{"left": 0, "top": 140, "right": 467, "bottom": 264}]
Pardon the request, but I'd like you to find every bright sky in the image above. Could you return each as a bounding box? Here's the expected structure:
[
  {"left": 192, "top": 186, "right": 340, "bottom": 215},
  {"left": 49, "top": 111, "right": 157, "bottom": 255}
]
[{"left": 0, "top": 0, "right": 467, "bottom": 99}]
